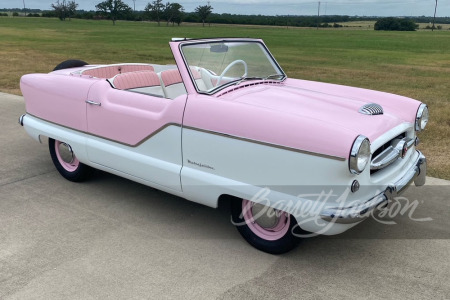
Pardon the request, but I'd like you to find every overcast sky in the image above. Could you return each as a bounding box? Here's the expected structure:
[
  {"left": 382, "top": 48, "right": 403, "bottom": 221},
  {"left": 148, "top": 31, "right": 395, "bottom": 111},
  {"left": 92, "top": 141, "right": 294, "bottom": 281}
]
[{"left": 2, "top": 0, "right": 449, "bottom": 17}]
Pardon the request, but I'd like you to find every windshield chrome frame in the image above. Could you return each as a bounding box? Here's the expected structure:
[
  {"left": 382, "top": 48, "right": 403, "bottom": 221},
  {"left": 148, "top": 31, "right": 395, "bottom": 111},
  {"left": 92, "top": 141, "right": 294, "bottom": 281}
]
[{"left": 178, "top": 39, "right": 287, "bottom": 95}]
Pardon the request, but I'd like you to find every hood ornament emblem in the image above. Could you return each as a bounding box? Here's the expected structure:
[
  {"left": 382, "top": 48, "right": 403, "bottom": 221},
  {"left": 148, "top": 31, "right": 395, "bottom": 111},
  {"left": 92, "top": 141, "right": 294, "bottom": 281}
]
[{"left": 359, "top": 103, "right": 384, "bottom": 115}]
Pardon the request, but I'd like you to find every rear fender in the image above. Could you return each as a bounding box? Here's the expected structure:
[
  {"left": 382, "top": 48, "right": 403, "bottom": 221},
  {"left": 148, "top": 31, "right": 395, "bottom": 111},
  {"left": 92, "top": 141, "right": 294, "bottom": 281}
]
[{"left": 20, "top": 73, "right": 99, "bottom": 132}]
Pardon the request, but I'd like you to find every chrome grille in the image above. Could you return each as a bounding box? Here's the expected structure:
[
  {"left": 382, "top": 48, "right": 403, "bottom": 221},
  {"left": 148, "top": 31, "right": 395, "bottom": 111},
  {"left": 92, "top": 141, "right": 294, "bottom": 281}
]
[
  {"left": 370, "top": 132, "right": 413, "bottom": 175},
  {"left": 359, "top": 103, "right": 384, "bottom": 115}
]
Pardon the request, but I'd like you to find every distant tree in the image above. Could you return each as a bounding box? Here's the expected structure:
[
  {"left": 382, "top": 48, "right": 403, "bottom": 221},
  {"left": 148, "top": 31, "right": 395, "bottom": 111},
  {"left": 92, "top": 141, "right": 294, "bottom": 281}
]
[
  {"left": 12, "top": 12, "right": 19, "bottom": 17},
  {"left": 42, "top": 11, "right": 57, "bottom": 18},
  {"left": 51, "top": 0, "right": 78, "bottom": 21},
  {"left": 66, "top": 1, "right": 78, "bottom": 20},
  {"left": 163, "top": 2, "right": 183, "bottom": 26},
  {"left": 195, "top": 4, "right": 213, "bottom": 27},
  {"left": 144, "top": 0, "right": 164, "bottom": 25},
  {"left": 95, "top": 0, "right": 132, "bottom": 25},
  {"left": 374, "top": 17, "right": 417, "bottom": 31}
]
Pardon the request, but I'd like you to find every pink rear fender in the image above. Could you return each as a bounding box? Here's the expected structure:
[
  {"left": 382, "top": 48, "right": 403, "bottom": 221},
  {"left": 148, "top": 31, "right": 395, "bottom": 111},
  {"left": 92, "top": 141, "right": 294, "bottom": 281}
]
[{"left": 20, "top": 73, "right": 99, "bottom": 132}]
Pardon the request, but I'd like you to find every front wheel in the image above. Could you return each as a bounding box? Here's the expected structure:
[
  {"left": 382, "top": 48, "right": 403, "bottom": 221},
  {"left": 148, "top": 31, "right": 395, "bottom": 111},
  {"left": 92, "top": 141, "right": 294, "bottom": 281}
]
[
  {"left": 49, "top": 138, "right": 91, "bottom": 182},
  {"left": 231, "top": 199, "right": 301, "bottom": 254}
]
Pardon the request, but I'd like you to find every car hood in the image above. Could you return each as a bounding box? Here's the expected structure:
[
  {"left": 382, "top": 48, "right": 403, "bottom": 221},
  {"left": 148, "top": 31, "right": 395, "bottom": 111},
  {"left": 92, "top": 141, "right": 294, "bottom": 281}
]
[
  {"left": 220, "top": 78, "right": 419, "bottom": 138},
  {"left": 184, "top": 78, "right": 421, "bottom": 160}
]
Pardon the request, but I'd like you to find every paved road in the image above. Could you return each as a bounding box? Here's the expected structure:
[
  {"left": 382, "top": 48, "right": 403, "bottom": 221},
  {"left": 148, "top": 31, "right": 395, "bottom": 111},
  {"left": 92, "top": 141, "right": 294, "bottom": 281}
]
[{"left": 1, "top": 92, "right": 449, "bottom": 299}]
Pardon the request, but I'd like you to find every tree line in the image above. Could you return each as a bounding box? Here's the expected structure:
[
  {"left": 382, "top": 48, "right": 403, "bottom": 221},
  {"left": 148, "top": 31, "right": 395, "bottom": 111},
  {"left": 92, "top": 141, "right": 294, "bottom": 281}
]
[
  {"left": 2, "top": 1, "right": 449, "bottom": 28},
  {"left": 374, "top": 18, "right": 418, "bottom": 31},
  {"left": 39, "top": 0, "right": 212, "bottom": 26}
]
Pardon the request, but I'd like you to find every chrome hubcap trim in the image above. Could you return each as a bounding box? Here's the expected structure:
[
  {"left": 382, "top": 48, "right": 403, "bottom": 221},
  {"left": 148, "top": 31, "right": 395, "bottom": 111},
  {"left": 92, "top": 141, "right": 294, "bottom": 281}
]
[
  {"left": 251, "top": 203, "right": 281, "bottom": 229},
  {"left": 58, "top": 143, "right": 74, "bottom": 164}
]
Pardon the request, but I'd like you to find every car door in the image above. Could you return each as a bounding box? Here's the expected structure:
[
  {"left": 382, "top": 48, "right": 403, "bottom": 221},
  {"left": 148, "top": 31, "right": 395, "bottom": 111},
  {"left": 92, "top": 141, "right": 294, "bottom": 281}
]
[{"left": 85, "top": 80, "right": 186, "bottom": 191}]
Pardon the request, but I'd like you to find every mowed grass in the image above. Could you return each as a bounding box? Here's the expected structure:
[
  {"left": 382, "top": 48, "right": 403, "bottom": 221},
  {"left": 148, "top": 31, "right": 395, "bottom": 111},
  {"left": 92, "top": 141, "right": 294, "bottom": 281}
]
[{"left": 1, "top": 17, "right": 449, "bottom": 179}]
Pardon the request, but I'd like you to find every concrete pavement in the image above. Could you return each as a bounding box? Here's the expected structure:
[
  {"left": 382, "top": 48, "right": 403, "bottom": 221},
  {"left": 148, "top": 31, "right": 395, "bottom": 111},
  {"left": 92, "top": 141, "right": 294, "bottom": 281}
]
[{"left": 1, "top": 92, "right": 449, "bottom": 299}]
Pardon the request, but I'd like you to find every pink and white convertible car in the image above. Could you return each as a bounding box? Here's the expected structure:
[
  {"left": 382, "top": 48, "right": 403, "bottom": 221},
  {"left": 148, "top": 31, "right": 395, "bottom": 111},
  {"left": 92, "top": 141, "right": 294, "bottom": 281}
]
[{"left": 19, "top": 38, "right": 428, "bottom": 253}]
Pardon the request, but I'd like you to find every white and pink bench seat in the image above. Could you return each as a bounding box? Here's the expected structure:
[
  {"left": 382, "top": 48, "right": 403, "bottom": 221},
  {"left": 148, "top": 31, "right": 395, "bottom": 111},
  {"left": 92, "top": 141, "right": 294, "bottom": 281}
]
[
  {"left": 92, "top": 64, "right": 215, "bottom": 100},
  {"left": 111, "top": 70, "right": 165, "bottom": 97}
]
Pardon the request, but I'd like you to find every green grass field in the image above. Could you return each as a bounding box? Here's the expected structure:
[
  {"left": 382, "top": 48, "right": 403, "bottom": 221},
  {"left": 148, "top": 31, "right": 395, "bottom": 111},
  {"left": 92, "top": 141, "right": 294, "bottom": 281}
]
[{"left": 1, "top": 17, "right": 449, "bottom": 179}]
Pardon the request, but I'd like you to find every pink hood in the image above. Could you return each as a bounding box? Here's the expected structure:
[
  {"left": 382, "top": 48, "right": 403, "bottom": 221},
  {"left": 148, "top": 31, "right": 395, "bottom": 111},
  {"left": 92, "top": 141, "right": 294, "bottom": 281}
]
[{"left": 183, "top": 78, "right": 421, "bottom": 159}]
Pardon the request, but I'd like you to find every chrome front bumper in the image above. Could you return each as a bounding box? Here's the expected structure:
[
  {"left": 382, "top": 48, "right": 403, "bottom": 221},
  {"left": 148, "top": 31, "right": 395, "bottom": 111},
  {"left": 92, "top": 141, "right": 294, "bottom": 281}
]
[
  {"left": 320, "top": 151, "right": 426, "bottom": 224},
  {"left": 19, "top": 114, "right": 25, "bottom": 126}
]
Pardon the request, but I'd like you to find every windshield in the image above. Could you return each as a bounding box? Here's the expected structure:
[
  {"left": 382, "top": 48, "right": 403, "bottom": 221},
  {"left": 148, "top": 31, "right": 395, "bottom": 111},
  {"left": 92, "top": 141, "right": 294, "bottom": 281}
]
[{"left": 180, "top": 40, "right": 285, "bottom": 94}]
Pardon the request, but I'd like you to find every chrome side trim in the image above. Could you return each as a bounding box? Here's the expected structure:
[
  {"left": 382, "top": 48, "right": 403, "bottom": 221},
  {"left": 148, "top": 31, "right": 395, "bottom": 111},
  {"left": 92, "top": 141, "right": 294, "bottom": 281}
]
[
  {"left": 26, "top": 113, "right": 181, "bottom": 147},
  {"left": 25, "top": 113, "right": 346, "bottom": 161},
  {"left": 371, "top": 137, "right": 414, "bottom": 170},
  {"left": 182, "top": 126, "right": 346, "bottom": 161},
  {"left": 321, "top": 151, "right": 426, "bottom": 224}
]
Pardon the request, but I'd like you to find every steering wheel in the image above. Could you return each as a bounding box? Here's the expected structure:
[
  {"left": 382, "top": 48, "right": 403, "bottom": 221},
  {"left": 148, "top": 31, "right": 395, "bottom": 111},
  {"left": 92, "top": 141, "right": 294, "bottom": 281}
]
[{"left": 216, "top": 60, "right": 248, "bottom": 87}]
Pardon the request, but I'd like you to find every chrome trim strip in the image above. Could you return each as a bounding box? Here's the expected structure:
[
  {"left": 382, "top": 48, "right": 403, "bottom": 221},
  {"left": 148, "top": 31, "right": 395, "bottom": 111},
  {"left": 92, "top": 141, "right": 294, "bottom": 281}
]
[
  {"left": 182, "top": 126, "right": 346, "bottom": 161},
  {"left": 321, "top": 151, "right": 426, "bottom": 224},
  {"left": 25, "top": 113, "right": 346, "bottom": 161},
  {"left": 26, "top": 113, "right": 181, "bottom": 147}
]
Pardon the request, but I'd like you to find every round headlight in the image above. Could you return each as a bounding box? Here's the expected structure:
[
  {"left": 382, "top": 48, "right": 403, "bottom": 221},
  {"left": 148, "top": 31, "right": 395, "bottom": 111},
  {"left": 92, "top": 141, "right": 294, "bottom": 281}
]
[
  {"left": 349, "top": 135, "right": 371, "bottom": 175},
  {"left": 415, "top": 104, "right": 429, "bottom": 131}
]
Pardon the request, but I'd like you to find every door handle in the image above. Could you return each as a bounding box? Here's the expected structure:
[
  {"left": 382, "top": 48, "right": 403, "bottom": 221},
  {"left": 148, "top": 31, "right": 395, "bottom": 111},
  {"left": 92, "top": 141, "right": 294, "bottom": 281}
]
[{"left": 86, "top": 100, "right": 101, "bottom": 106}]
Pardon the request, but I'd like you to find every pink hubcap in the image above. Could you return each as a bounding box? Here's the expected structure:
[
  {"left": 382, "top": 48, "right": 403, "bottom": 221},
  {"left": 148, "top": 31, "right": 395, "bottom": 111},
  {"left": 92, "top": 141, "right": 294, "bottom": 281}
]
[
  {"left": 55, "top": 141, "right": 80, "bottom": 172},
  {"left": 242, "top": 199, "right": 290, "bottom": 241}
]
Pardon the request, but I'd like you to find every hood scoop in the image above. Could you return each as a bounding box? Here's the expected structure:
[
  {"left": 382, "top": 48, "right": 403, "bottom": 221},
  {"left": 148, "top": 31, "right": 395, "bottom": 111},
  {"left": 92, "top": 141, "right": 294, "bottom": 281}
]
[{"left": 359, "top": 103, "right": 384, "bottom": 115}]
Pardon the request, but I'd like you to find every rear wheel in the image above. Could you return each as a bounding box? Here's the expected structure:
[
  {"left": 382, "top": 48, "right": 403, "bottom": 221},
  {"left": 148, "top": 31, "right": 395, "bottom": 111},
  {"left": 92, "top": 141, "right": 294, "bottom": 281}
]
[
  {"left": 231, "top": 198, "right": 301, "bottom": 254},
  {"left": 49, "top": 138, "right": 91, "bottom": 182},
  {"left": 53, "top": 59, "right": 88, "bottom": 71}
]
